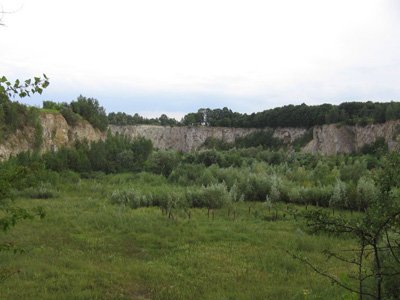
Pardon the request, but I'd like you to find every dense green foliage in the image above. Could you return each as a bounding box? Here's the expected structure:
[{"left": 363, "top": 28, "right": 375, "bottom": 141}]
[
  {"left": 41, "top": 97, "right": 400, "bottom": 131},
  {"left": 43, "top": 95, "right": 109, "bottom": 131},
  {"left": 108, "top": 101, "right": 400, "bottom": 128},
  {"left": 108, "top": 112, "right": 179, "bottom": 126},
  {"left": 70, "top": 96, "right": 108, "bottom": 131},
  {"left": 13, "top": 133, "right": 153, "bottom": 175},
  {"left": 0, "top": 99, "right": 43, "bottom": 149},
  {"left": 194, "top": 101, "right": 400, "bottom": 128},
  {"left": 296, "top": 152, "right": 400, "bottom": 299},
  {"left": 6, "top": 133, "right": 390, "bottom": 216},
  {"left": 2, "top": 147, "right": 398, "bottom": 299}
]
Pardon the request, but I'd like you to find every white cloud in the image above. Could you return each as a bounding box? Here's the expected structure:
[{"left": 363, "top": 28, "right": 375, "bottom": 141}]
[{"left": 2, "top": 0, "right": 400, "bottom": 115}]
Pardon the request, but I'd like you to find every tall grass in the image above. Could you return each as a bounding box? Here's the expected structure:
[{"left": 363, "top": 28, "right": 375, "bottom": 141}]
[{"left": 0, "top": 175, "right": 357, "bottom": 299}]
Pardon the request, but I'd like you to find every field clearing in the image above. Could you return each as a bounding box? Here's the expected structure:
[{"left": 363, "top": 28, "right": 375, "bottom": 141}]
[{"left": 0, "top": 176, "right": 357, "bottom": 300}]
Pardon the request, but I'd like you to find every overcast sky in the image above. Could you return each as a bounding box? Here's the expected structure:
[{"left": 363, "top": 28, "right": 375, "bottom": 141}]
[{"left": 1, "top": 0, "right": 400, "bottom": 120}]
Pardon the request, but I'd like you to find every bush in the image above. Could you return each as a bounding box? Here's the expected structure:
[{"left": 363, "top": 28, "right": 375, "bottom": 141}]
[
  {"left": 60, "top": 170, "right": 81, "bottom": 184},
  {"left": 60, "top": 107, "right": 79, "bottom": 127},
  {"left": 70, "top": 95, "right": 109, "bottom": 131},
  {"left": 186, "top": 183, "right": 230, "bottom": 209},
  {"left": 203, "top": 137, "right": 234, "bottom": 151},
  {"left": 110, "top": 189, "right": 153, "bottom": 209},
  {"left": 235, "top": 130, "right": 282, "bottom": 149},
  {"left": 239, "top": 173, "right": 271, "bottom": 202},
  {"left": 147, "top": 150, "right": 181, "bottom": 177},
  {"left": 168, "top": 163, "right": 206, "bottom": 185},
  {"left": 207, "top": 165, "right": 245, "bottom": 189},
  {"left": 359, "top": 136, "right": 388, "bottom": 155},
  {"left": 17, "top": 182, "right": 58, "bottom": 199},
  {"left": 194, "top": 149, "right": 223, "bottom": 167}
]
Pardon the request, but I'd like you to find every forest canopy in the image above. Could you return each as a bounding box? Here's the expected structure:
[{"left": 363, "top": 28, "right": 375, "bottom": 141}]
[
  {"left": 41, "top": 99, "right": 400, "bottom": 129},
  {"left": 106, "top": 101, "right": 400, "bottom": 128}
]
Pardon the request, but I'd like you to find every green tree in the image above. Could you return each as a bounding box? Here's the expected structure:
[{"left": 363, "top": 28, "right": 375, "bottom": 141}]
[
  {"left": 182, "top": 112, "right": 202, "bottom": 126},
  {"left": 131, "top": 136, "right": 153, "bottom": 171},
  {"left": 70, "top": 95, "right": 109, "bottom": 131},
  {"left": 60, "top": 106, "right": 79, "bottom": 126},
  {"left": 88, "top": 140, "right": 107, "bottom": 172},
  {"left": 147, "top": 149, "right": 180, "bottom": 177},
  {"left": 356, "top": 176, "right": 378, "bottom": 212},
  {"left": 291, "top": 151, "right": 400, "bottom": 300}
]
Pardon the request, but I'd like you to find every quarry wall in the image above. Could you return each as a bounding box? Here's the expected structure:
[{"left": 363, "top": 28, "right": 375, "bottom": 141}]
[{"left": 0, "top": 112, "right": 399, "bottom": 159}]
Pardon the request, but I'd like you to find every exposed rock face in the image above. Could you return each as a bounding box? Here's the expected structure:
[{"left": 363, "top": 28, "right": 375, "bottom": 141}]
[
  {"left": 109, "top": 125, "right": 257, "bottom": 151},
  {"left": 0, "top": 127, "right": 36, "bottom": 160},
  {"left": 40, "top": 113, "right": 105, "bottom": 152},
  {"left": 108, "top": 125, "right": 309, "bottom": 152},
  {"left": 0, "top": 113, "right": 105, "bottom": 160},
  {"left": 40, "top": 113, "right": 105, "bottom": 153},
  {"left": 0, "top": 112, "right": 399, "bottom": 160},
  {"left": 303, "top": 120, "right": 400, "bottom": 155},
  {"left": 273, "top": 127, "right": 309, "bottom": 143}
]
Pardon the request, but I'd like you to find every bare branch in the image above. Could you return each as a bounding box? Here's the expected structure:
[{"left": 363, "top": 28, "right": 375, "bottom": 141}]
[
  {"left": 385, "top": 228, "right": 400, "bottom": 265},
  {"left": 0, "top": 268, "right": 20, "bottom": 283},
  {"left": 0, "top": 4, "right": 23, "bottom": 26},
  {"left": 322, "top": 249, "right": 361, "bottom": 266},
  {"left": 374, "top": 210, "right": 400, "bottom": 240},
  {"left": 287, "top": 251, "right": 378, "bottom": 299}
]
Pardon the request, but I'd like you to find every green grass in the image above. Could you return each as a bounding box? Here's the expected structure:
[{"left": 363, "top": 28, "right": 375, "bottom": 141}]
[{"left": 0, "top": 176, "right": 357, "bottom": 299}]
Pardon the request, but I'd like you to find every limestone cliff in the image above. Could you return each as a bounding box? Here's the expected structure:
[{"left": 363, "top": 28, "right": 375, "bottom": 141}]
[
  {"left": 108, "top": 125, "right": 309, "bottom": 152},
  {"left": 0, "top": 126, "right": 36, "bottom": 160},
  {"left": 0, "top": 113, "right": 105, "bottom": 160},
  {"left": 0, "top": 112, "right": 399, "bottom": 160},
  {"left": 303, "top": 120, "right": 400, "bottom": 155},
  {"left": 39, "top": 113, "right": 104, "bottom": 153},
  {"left": 109, "top": 125, "right": 253, "bottom": 152}
]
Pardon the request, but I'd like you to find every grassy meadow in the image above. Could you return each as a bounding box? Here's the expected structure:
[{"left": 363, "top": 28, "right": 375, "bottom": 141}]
[{"left": 0, "top": 173, "right": 358, "bottom": 300}]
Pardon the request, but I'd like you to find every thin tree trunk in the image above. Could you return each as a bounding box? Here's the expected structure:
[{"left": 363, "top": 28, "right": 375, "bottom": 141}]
[{"left": 373, "top": 241, "right": 382, "bottom": 300}]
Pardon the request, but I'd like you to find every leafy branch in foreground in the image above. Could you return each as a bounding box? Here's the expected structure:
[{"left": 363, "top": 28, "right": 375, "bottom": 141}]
[
  {"left": 291, "top": 151, "right": 400, "bottom": 300},
  {"left": 0, "top": 74, "right": 49, "bottom": 99}
]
